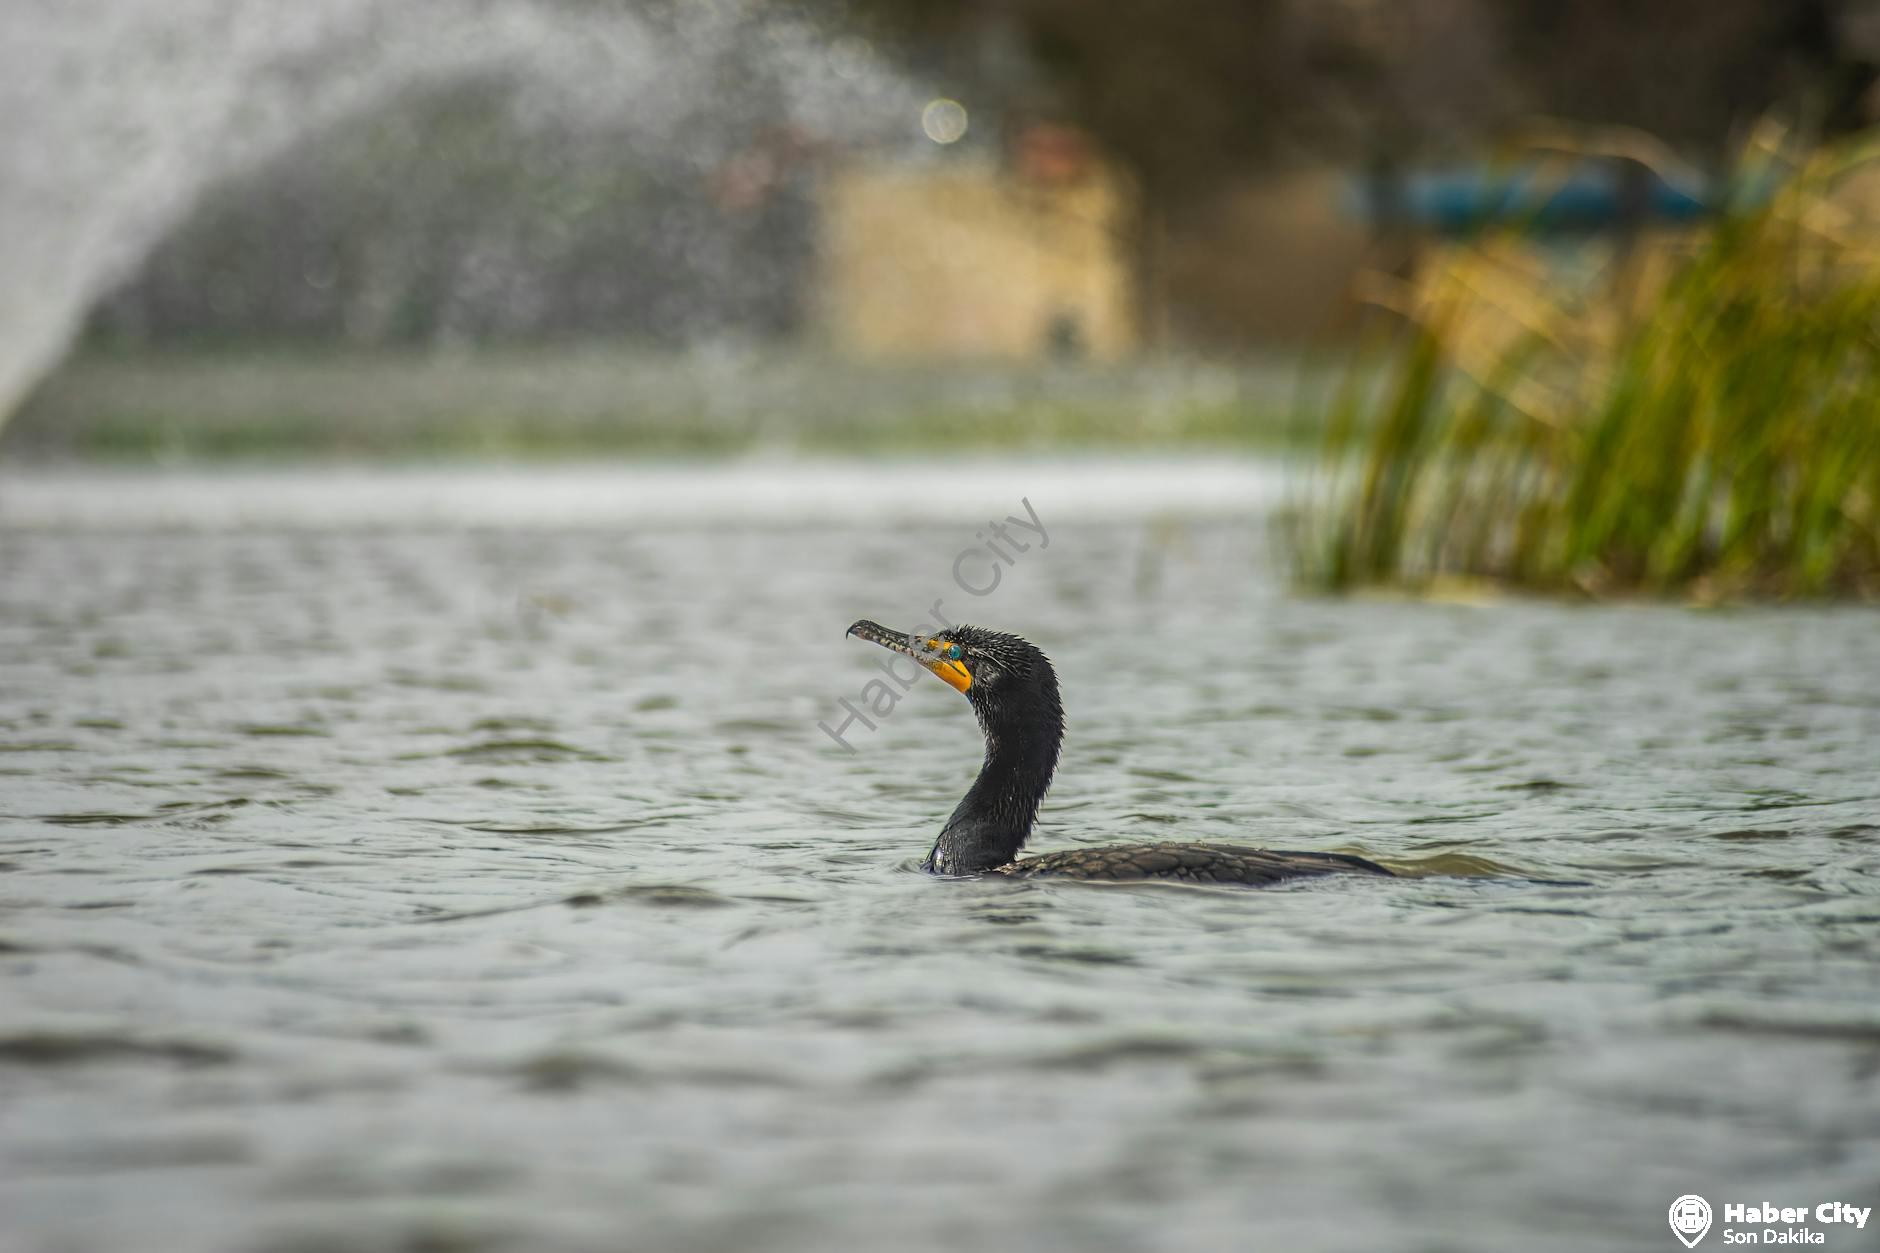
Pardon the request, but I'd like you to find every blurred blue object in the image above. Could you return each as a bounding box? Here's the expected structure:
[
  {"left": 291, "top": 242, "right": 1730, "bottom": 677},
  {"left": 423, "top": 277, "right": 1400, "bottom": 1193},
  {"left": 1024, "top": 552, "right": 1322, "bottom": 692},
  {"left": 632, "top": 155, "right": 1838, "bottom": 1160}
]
[{"left": 1351, "top": 160, "right": 1771, "bottom": 235}]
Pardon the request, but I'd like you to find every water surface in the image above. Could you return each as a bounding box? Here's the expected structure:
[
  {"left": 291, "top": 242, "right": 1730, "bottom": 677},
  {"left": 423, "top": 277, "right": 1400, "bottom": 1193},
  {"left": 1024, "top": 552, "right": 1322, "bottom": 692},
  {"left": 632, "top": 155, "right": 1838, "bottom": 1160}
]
[{"left": 2, "top": 464, "right": 1877, "bottom": 1253}]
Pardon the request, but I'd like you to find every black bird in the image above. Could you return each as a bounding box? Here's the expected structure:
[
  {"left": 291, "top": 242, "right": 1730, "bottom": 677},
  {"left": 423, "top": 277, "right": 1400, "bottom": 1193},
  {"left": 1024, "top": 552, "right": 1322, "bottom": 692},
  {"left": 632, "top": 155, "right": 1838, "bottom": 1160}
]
[{"left": 846, "top": 620, "right": 1394, "bottom": 885}]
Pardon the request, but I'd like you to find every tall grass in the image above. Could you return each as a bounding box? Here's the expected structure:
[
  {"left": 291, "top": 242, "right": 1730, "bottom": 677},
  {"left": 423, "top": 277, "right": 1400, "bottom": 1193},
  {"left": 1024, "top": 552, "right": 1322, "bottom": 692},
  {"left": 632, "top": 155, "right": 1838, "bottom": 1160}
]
[{"left": 1291, "top": 134, "right": 1880, "bottom": 600}]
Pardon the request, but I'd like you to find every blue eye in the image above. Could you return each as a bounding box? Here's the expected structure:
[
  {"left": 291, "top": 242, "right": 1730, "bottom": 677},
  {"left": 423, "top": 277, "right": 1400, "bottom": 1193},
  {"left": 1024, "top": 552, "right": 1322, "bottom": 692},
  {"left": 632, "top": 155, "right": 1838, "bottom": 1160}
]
[{"left": 946, "top": 643, "right": 962, "bottom": 660}]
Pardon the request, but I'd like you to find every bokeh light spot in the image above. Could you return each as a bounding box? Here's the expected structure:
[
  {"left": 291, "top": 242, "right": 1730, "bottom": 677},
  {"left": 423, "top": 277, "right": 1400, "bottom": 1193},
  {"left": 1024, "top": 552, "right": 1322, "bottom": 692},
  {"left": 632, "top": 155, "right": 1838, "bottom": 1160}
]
[{"left": 921, "top": 99, "right": 968, "bottom": 145}]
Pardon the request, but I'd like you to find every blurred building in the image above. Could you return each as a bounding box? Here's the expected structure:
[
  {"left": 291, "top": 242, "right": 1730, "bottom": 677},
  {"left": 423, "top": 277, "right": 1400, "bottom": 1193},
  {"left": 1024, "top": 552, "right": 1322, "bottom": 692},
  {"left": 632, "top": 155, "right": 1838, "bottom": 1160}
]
[{"left": 818, "top": 122, "right": 1136, "bottom": 360}]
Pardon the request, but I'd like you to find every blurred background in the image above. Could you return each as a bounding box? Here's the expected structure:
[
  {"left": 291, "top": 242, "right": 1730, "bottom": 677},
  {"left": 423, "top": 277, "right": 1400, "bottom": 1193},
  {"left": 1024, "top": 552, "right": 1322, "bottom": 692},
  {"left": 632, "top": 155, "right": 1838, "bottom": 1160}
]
[
  {"left": 4, "top": 6, "right": 1880, "bottom": 1253},
  {"left": 6, "top": 2, "right": 1878, "bottom": 485}
]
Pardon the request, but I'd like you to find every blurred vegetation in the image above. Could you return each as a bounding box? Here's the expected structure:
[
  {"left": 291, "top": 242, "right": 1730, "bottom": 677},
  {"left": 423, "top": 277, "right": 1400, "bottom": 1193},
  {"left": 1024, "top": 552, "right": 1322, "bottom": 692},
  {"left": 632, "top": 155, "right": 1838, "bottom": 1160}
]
[
  {"left": 1289, "top": 132, "right": 1880, "bottom": 601},
  {"left": 3, "top": 350, "right": 1321, "bottom": 460},
  {"left": 856, "top": 0, "right": 1866, "bottom": 190}
]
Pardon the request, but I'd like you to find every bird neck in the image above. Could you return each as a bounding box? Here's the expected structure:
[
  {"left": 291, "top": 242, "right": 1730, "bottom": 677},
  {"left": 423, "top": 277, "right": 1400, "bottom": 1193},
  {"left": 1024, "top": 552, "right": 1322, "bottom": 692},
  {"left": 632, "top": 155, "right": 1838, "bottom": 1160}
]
[{"left": 925, "top": 711, "right": 1061, "bottom": 876}]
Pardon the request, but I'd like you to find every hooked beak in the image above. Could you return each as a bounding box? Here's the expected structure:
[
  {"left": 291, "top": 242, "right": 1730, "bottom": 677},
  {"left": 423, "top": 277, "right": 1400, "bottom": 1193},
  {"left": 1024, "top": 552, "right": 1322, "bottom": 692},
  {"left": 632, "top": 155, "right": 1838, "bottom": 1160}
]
[{"left": 846, "top": 619, "right": 972, "bottom": 694}]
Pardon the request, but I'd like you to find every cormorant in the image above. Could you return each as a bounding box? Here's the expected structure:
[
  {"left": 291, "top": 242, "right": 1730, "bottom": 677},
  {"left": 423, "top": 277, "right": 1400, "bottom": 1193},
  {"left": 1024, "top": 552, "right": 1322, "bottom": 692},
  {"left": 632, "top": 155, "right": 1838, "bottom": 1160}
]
[{"left": 846, "top": 620, "right": 1395, "bottom": 885}]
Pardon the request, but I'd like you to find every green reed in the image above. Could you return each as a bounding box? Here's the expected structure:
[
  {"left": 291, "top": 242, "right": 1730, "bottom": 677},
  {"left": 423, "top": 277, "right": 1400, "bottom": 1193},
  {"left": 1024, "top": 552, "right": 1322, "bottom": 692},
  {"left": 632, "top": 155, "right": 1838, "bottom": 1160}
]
[{"left": 1291, "top": 138, "right": 1880, "bottom": 600}]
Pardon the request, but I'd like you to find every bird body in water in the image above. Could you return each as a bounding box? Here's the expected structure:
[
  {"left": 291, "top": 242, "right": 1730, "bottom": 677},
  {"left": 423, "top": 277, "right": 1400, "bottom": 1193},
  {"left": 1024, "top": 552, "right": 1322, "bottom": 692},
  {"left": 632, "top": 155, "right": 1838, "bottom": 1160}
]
[{"left": 845, "top": 620, "right": 1393, "bottom": 886}]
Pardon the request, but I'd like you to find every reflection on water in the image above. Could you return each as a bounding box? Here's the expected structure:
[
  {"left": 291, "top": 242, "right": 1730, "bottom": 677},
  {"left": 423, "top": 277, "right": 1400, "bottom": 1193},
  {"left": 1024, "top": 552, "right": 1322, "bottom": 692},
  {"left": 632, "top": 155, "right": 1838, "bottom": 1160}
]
[{"left": 1, "top": 465, "right": 1877, "bottom": 1253}]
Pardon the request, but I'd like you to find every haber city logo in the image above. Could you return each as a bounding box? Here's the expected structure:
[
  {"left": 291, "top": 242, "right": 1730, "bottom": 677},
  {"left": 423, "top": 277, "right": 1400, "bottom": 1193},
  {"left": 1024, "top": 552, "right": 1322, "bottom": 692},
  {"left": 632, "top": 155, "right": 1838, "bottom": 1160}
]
[
  {"left": 1669, "top": 1195, "right": 1871, "bottom": 1247},
  {"left": 1672, "top": 1196, "right": 1714, "bottom": 1248}
]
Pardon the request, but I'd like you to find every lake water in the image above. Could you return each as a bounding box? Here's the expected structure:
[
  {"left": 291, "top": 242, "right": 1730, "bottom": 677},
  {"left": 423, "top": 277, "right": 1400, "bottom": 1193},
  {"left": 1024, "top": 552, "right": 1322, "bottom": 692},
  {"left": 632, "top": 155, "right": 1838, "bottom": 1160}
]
[{"left": 2, "top": 462, "right": 1877, "bottom": 1253}]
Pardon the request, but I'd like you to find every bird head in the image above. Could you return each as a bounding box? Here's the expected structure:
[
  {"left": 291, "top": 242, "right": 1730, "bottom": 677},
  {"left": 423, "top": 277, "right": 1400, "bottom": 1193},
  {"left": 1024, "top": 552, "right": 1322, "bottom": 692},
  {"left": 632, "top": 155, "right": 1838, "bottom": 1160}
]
[{"left": 845, "top": 619, "right": 1061, "bottom": 741}]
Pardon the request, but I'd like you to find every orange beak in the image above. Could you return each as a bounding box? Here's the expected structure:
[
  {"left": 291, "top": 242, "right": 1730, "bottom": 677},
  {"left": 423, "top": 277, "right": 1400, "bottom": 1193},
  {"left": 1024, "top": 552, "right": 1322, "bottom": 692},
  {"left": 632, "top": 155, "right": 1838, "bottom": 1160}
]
[{"left": 846, "top": 619, "right": 972, "bottom": 694}]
